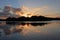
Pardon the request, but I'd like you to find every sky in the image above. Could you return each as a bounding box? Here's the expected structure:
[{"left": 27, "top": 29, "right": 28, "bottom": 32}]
[{"left": 0, "top": 0, "right": 60, "bottom": 18}]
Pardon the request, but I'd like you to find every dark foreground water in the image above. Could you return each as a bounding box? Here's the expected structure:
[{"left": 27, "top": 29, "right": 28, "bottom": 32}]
[{"left": 0, "top": 21, "right": 60, "bottom": 40}]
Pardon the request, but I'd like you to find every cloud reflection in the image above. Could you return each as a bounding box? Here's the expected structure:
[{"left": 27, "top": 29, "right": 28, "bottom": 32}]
[{"left": 0, "top": 21, "right": 49, "bottom": 36}]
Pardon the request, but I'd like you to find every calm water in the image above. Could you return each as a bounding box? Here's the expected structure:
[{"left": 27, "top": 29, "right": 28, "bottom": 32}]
[{"left": 0, "top": 21, "right": 60, "bottom": 40}]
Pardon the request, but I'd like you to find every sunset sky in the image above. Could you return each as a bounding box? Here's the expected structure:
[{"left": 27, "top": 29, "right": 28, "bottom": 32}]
[{"left": 0, "top": 0, "right": 60, "bottom": 18}]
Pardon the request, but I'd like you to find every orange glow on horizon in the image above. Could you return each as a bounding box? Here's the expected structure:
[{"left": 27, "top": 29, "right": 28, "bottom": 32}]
[
  {"left": 15, "top": 6, "right": 41, "bottom": 17},
  {"left": 15, "top": 6, "right": 59, "bottom": 18}
]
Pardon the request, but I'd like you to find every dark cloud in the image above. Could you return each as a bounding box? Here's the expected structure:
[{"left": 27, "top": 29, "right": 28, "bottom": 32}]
[{"left": 0, "top": 6, "right": 21, "bottom": 17}]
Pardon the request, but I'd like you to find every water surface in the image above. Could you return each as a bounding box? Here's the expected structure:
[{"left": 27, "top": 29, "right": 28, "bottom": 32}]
[{"left": 0, "top": 21, "right": 60, "bottom": 40}]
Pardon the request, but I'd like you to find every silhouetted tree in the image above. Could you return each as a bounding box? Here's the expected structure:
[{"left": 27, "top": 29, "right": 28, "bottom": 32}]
[
  {"left": 5, "top": 16, "right": 60, "bottom": 21},
  {"left": 6, "top": 17, "right": 17, "bottom": 21}
]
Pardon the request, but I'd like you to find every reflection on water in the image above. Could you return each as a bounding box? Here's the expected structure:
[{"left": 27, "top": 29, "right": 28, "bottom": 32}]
[{"left": 0, "top": 21, "right": 60, "bottom": 40}]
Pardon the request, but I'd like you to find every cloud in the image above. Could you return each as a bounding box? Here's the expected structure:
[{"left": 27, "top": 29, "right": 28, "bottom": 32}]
[
  {"left": 0, "top": 6, "right": 20, "bottom": 18},
  {"left": 0, "top": 5, "right": 60, "bottom": 18},
  {"left": 36, "top": 6, "right": 60, "bottom": 18},
  {"left": 19, "top": 6, "right": 48, "bottom": 17}
]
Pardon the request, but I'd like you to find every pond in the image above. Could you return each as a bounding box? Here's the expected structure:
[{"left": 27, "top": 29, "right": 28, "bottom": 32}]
[{"left": 0, "top": 21, "right": 60, "bottom": 40}]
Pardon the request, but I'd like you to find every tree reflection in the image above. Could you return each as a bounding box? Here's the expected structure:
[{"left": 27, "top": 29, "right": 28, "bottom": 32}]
[
  {"left": 6, "top": 21, "right": 49, "bottom": 26},
  {"left": 0, "top": 21, "right": 49, "bottom": 36}
]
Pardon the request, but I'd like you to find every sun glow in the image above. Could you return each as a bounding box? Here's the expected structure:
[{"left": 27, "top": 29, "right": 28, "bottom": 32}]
[
  {"left": 15, "top": 6, "right": 48, "bottom": 17},
  {"left": 15, "top": 6, "right": 41, "bottom": 17}
]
